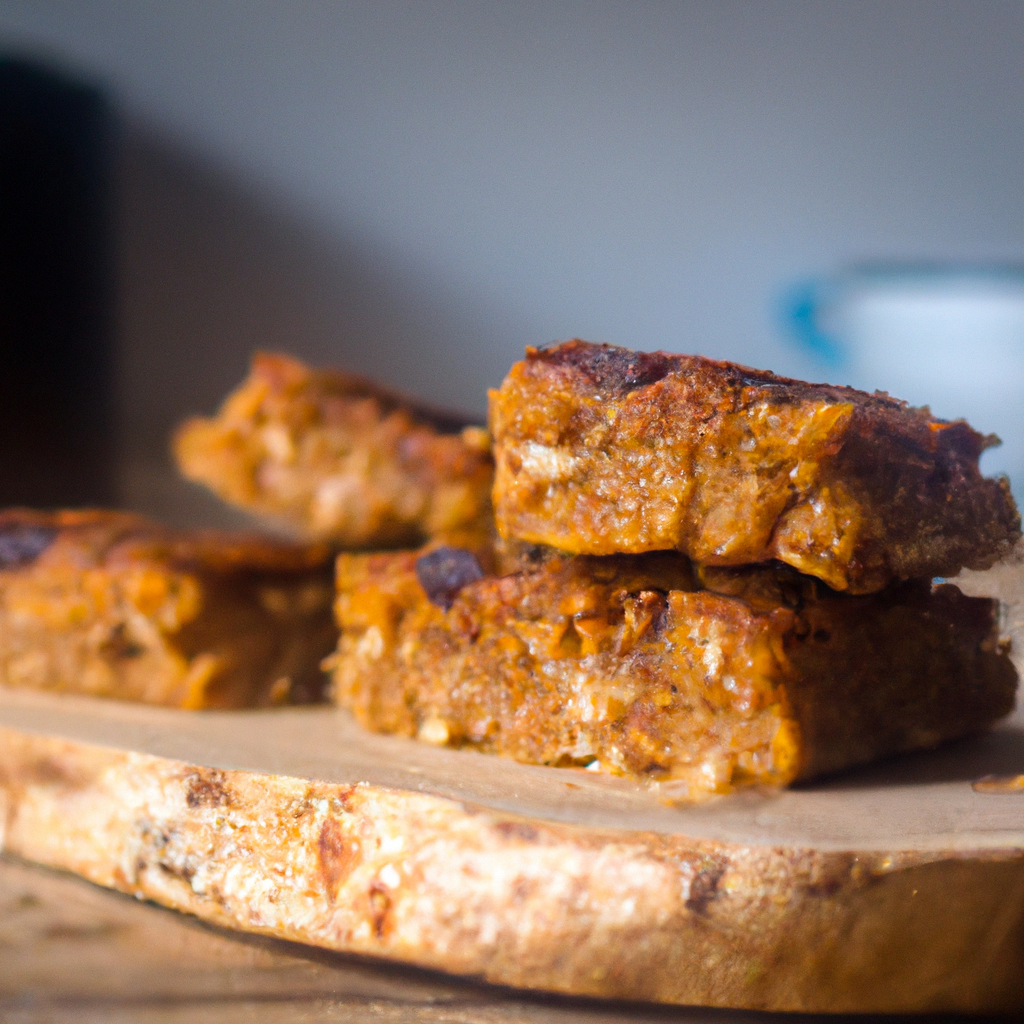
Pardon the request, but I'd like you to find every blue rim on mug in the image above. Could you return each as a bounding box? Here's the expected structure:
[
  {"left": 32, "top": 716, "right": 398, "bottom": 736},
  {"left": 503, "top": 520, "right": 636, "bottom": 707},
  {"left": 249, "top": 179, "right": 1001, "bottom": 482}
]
[
  {"left": 779, "top": 262, "right": 1024, "bottom": 370},
  {"left": 778, "top": 278, "right": 845, "bottom": 368}
]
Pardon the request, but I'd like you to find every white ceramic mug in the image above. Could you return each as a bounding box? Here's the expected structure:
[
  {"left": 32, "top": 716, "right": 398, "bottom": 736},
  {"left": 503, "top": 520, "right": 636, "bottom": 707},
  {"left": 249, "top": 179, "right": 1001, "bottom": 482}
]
[{"left": 783, "top": 265, "right": 1024, "bottom": 490}]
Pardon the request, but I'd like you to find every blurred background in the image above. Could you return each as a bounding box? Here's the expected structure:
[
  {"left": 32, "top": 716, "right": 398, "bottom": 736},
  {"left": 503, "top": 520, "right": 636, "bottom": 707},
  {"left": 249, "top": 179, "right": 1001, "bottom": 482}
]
[{"left": 1, "top": 0, "right": 1023, "bottom": 521}]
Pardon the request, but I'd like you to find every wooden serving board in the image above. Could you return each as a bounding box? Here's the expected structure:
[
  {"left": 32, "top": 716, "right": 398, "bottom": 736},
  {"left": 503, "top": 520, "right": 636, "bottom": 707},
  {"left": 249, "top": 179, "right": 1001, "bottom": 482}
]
[
  {"left": 0, "top": 555, "right": 1021, "bottom": 1016},
  {"left": 0, "top": 691, "right": 1021, "bottom": 1015}
]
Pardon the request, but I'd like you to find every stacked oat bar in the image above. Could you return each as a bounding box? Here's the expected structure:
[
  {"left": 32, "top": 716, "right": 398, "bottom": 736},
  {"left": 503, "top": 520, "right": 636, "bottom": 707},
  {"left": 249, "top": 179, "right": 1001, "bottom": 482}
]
[{"left": 325, "top": 341, "right": 1019, "bottom": 797}]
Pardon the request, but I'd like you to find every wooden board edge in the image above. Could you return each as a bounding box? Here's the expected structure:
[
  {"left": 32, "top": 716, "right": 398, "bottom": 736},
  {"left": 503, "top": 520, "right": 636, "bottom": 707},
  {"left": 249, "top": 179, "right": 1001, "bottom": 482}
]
[{"left": 0, "top": 726, "right": 1021, "bottom": 1013}]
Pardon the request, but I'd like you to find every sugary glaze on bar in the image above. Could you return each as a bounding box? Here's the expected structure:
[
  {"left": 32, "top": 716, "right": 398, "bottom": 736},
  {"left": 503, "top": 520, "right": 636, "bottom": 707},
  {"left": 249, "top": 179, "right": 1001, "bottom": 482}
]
[
  {"left": 489, "top": 341, "right": 1021, "bottom": 593},
  {"left": 0, "top": 509, "right": 336, "bottom": 708},
  {"left": 175, "top": 352, "right": 495, "bottom": 549}
]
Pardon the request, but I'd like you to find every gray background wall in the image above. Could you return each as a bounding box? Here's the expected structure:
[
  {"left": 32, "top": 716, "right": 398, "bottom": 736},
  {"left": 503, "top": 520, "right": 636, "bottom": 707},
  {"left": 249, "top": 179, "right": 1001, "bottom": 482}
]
[{"left": 2, "top": 2, "right": 1023, "bottom": 480}]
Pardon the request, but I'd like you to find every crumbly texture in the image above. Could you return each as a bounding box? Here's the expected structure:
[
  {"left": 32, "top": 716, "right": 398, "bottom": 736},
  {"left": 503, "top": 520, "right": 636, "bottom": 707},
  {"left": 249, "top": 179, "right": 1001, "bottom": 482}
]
[
  {"left": 0, "top": 509, "right": 337, "bottom": 708},
  {"left": 489, "top": 341, "right": 1021, "bottom": 593},
  {"left": 174, "top": 352, "right": 495, "bottom": 549},
  {"left": 329, "top": 548, "right": 1017, "bottom": 797}
]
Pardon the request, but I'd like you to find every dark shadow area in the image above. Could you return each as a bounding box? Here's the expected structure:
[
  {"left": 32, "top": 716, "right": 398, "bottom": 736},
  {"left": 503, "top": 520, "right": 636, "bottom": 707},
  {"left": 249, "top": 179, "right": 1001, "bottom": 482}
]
[{"left": 0, "top": 56, "right": 116, "bottom": 507}]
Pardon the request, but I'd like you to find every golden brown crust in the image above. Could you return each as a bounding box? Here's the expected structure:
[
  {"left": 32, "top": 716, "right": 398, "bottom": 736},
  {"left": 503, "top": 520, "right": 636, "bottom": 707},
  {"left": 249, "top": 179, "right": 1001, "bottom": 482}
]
[
  {"left": 0, "top": 509, "right": 337, "bottom": 708},
  {"left": 174, "top": 352, "right": 495, "bottom": 549},
  {"left": 329, "top": 547, "right": 1017, "bottom": 798},
  {"left": 489, "top": 341, "right": 1021, "bottom": 593}
]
